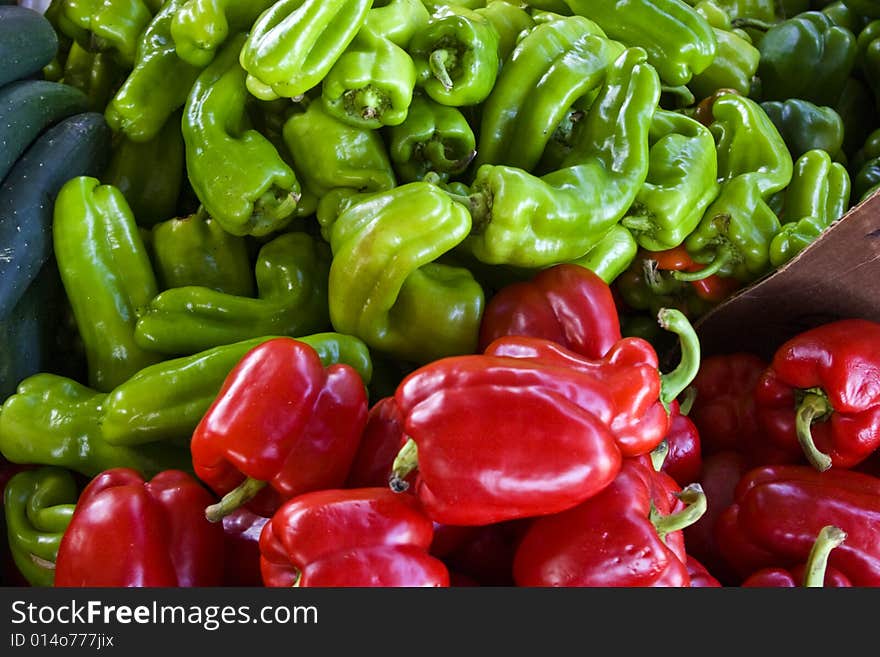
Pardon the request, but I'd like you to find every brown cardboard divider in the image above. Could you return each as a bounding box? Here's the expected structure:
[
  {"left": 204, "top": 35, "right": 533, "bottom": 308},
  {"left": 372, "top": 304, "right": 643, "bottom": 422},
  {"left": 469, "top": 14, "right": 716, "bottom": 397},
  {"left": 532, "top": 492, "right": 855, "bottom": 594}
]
[{"left": 694, "top": 190, "right": 880, "bottom": 361}]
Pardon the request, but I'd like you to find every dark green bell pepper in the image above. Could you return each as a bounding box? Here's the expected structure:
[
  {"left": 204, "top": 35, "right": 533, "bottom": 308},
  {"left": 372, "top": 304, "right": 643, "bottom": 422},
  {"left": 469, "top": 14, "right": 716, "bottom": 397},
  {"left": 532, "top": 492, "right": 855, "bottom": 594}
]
[
  {"left": 842, "top": 0, "right": 880, "bottom": 17},
  {"left": 760, "top": 98, "right": 845, "bottom": 159}
]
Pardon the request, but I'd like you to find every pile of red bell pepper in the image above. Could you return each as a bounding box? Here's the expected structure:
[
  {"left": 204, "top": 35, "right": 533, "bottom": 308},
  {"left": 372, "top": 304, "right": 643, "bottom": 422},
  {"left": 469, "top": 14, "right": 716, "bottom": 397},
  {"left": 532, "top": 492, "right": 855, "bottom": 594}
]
[{"left": 4, "top": 263, "right": 880, "bottom": 588}]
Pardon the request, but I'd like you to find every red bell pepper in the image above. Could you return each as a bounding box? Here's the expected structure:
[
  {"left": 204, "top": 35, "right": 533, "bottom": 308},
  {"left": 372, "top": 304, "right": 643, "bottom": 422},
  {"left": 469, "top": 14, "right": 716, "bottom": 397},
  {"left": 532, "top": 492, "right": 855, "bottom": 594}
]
[
  {"left": 754, "top": 319, "right": 880, "bottom": 471},
  {"left": 741, "top": 525, "right": 850, "bottom": 587},
  {"left": 653, "top": 245, "right": 741, "bottom": 301},
  {"left": 54, "top": 468, "right": 225, "bottom": 587},
  {"left": 659, "top": 398, "right": 703, "bottom": 486},
  {"left": 191, "top": 337, "right": 368, "bottom": 522},
  {"left": 430, "top": 520, "right": 526, "bottom": 586},
  {"left": 686, "top": 555, "right": 722, "bottom": 587},
  {"left": 345, "top": 396, "right": 406, "bottom": 489},
  {"left": 478, "top": 263, "right": 621, "bottom": 359},
  {"left": 715, "top": 464, "right": 880, "bottom": 585},
  {"left": 512, "top": 458, "right": 706, "bottom": 587},
  {"left": 221, "top": 508, "right": 269, "bottom": 587},
  {"left": 259, "top": 488, "right": 449, "bottom": 587}
]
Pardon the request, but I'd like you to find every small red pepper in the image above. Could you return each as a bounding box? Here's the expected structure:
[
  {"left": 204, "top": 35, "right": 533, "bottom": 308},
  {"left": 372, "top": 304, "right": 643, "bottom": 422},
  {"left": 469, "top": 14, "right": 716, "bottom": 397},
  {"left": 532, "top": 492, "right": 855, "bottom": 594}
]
[
  {"left": 686, "top": 555, "right": 722, "bottom": 587},
  {"left": 345, "top": 396, "right": 407, "bottom": 489},
  {"left": 478, "top": 263, "right": 621, "bottom": 359},
  {"left": 54, "top": 468, "right": 225, "bottom": 587},
  {"left": 659, "top": 398, "right": 703, "bottom": 486},
  {"left": 191, "top": 337, "right": 369, "bottom": 522},
  {"left": 655, "top": 245, "right": 741, "bottom": 302},
  {"left": 753, "top": 319, "right": 880, "bottom": 471},
  {"left": 259, "top": 488, "right": 449, "bottom": 587},
  {"left": 512, "top": 458, "right": 707, "bottom": 587},
  {"left": 715, "top": 464, "right": 880, "bottom": 585},
  {"left": 221, "top": 508, "right": 269, "bottom": 587},
  {"left": 741, "top": 526, "right": 850, "bottom": 588}
]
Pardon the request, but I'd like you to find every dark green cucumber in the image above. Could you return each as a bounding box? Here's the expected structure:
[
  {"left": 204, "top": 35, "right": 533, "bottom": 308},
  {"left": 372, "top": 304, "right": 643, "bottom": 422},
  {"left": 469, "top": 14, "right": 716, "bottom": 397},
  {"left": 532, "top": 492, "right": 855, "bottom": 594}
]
[
  {"left": 0, "top": 79, "right": 89, "bottom": 183},
  {"left": 0, "top": 112, "right": 111, "bottom": 319},
  {"left": 0, "top": 5, "right": 59, "bottom": 88}
]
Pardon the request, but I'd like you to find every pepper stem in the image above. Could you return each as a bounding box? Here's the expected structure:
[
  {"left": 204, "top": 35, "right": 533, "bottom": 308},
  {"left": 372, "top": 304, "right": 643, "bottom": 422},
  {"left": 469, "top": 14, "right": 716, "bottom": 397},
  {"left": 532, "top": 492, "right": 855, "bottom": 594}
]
[
  {"left": 254, "top": 186, "right": 300, "bottom": 223},
  {"left": 389, "top": 438, "right": 419, "bottom": 493},
  {"left": 651, "top": 483, "right": 707, "bottom": 543},
  {"left": 796, "top": 390, "right": 834, "bottom": 472},
  {"left": 802, "top": 525, "right": 847, "bottom": 587},
  {"left": 650, "top": 440, "right": 670, "bottom": 472},
  {"left": 422, "top": 139, "right": 475, "bottom": 174},
  {"left": 205, "top": 477, "right": 267, "bottom": 523},
  {"left": 657, "top": 308, "right": 702, "bottom": 408},
  {"left": 429, "top": 49, "right": 455, "bottom": 91},
  {"left": 621, "top": 215, "right": 655, "bottom": 233},
  {"left": 730, "top": 17, "right": 775, "bottom": 31},
  {"left": 678, "top": 386, "right": 697, "bottom": 416},
  {"left": 671, "top": 246, "right": 733, "bottom": 281}
]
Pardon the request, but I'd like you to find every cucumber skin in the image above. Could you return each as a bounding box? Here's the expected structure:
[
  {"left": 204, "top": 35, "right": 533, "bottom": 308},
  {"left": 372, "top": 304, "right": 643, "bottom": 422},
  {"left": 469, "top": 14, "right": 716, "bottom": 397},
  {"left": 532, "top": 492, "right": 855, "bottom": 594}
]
[
  {"left": 0, "top": 5, "right": 59, "bottom": 88},
  {"left": 0, "top": 112, "right": 112, "bottom": 320}
]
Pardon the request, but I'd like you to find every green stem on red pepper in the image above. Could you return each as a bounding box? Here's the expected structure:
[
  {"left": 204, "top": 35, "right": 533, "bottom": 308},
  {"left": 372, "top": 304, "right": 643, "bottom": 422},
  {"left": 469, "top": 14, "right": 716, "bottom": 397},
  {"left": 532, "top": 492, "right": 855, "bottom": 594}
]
[
  {"left": 389, "top": 437, "right": 418, "bottom": 492},
  {"left": 796, "top": 389, "right": 834, "bottom": 472},
  {"left": 205, "top": 477, "right": 267, "bottom": 523},
  {"left": 802, "top": 525, "right": 847, "bottom": 588},
  {"left": 657, "top": 308, "right": 702, "bottom": 408},
  {"left": 651, "top": 482, "right": 707, "bottom": 543}
]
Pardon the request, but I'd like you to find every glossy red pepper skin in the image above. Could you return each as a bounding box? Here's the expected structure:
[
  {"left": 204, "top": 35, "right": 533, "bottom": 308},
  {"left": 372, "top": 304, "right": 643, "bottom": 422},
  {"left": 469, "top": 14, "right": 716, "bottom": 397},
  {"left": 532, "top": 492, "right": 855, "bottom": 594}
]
[
  {"left": 661, "top": 400, "right": 702, "bottom": 486},
  {"left": 54, "top": 468, "right": 225, "bottom": 587},
  {"left": 715, "top": 465, "right": 880, "bottom": 585},
  {"left": 477, "top": 263, "right": 621, "bottom": 359},
  {"left": 686, "top": 555, "right": 722, "bottom": 587},
  {"left": 345, "top": 396, "right": 407, "bottom": 489},
  {"left": 742, "top": 566, "right": 851, "bottom": 587},
  {"left": 754, "top": 320, "right": 880, "bottom": 471},
  {"left": 221, "top": 508, "right": 269, "bottom": 587},
  {"left": 512, "top": 458, "right": 700, "bottom": 587},
  {"left": 259, "top": 488, "right": 448, "bottom": 587},
  {"left": 191, "top": 338, "right": 368, "bottom": 519}
]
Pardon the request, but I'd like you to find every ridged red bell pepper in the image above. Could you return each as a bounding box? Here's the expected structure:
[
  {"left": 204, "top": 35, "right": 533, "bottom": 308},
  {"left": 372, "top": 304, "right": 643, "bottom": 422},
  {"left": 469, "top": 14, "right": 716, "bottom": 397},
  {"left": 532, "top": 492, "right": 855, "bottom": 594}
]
[
  {"left": 221, "top": 508, "right": 269, "bottom": 587},
  {"left": 754, "top": 320, "right": 880, "bottom": 471},
  {"left": 477, "top": 263, "right": 621, "bottom": 359},
  {"left": 715, "top": 465, "right": 880, "bottom": 585},
  {"left": 54, "top": 468, "right": 225, "bottom": 587},
  {"left": 191, "top": 337, "right": 369, "bottom": 522},
  {"left": 512, "top": 458, "right": 706, "bottom": 587},
  {"left": 345, "top": 396, "right": 406, "bottom": 489},
  {"left": 741, "top": 525, "right": 850, "bottom": 588},
  {"left": 659, "top": 398, "right": 703, "bottom": 486},
  {"left": 259, "top": 488, "right": 449, "bottom": 587}
]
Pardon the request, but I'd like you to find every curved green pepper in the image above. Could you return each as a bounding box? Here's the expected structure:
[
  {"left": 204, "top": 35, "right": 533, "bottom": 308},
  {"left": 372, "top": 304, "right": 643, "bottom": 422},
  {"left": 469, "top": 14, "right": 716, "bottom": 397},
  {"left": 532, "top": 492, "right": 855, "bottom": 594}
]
[
  {"left": 151, "top": 210, "right": 254, "bottom": 296},
  {"left": 460, "top": 47, "right": 660, "bottom": 267},
  {"left": 170, "top": 0, "right": 277, "bottom": 67},
  {"left": 134, "top": 232, "right": 331, "bottom": 356},
  {"left": 4, "top": 467, "right": 77, "bottom": 587},
  {"left": 769, "top": 149, "right": 851, "bottom": 267},
  {"left": 102, "top": 110, "right": 185, "bottom": 227},
  {"left": 475, "top": 14, "right": 622, "bottom": 171},
  {"left": 101, "top": 332, "right": 372, "bottom": 446},
  {"left": 328, "top": 182, "right": 485, "bottom": 364},
  {"left": 760, "top": 99, "right": 845, "bottom": 159},
  {"left": 60, "top": 0, "right": 155, "bottom": 66},
  {"left": 476, "top": 0, "right": 535, "bottom": 62},
  {"left": 0, "top": 374, "right": 191, "bottom": 477},
  {"left": 569, "top": 223, "right": 639, "bottom": 284},
  {"left": 823, "top": 1, "right": 871, "bottom": 34},
  {"left": 240, "top": 0, "right": 372, "bottom": 101},
  {"left": 52, "top": 176, "right": 163, "bottom": 392},
  {"left": 282, "top": 100, "right": 397, "bottom": 199},
  {"left": 622, "top": 109, "right": 720, "bottom": 252},
  {"left": 184, "top": 33, "right": 300, "bottom": 237},
  {"left": 688, "top": 26, "right": 760, "bottom": 99},
  {"left": 105, "top": 0, "right": 205, "bottom": 142},
  {"left": 388, "top": 93, "right": 476, "bottom": 183},
  {"left": 564, "top": 0, "right": 717, "bottom": 86},
  {"left": 409, "top": 6, "right": 501, "bottom": 107},
  {"left": 59, "top": 40, "right": 128, "bottom": 113},
  {"left": 321, "top": 27, "right": 418, "bottom": 129},
  {"left": 365, "top": 0, "right": 431, "bottom": 48}
]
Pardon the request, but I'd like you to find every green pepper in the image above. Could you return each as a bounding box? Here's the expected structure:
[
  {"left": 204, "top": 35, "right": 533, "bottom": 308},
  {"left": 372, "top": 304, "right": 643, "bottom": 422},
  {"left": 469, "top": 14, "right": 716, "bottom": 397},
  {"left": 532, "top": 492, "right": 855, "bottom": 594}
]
[
  {"left": 240, "top": 0, "right": 372, "bottom": 101},
  {"left": 170, "top": 0, "right": 277, "bottom": 67},
  {"left": 0, "top": 374, "right": 191, "bottom": 477},
  {"left": 564, "top": 0, "right": 717, "bottom": 86},
  {"left": 52, "top": 177, "right": 163, "bottom": 392},
  {"left": 134, "top": 232, "right": 331, "bottom": 356},
  {"left": 4, "top": 467, "right": 77, "bottom": 587},
  {"left": 459, "top": 47, "right": 661, "bottom": 268},
  {"left": 328, "top": 182, "right": 485, "bottom": 364},
  {"left": 834, "top": 77, "right": 874, "bottom": 158},
  {"left": 105, "top": 0, "right": 205, "bottom": 142},
  {"left": 60, "top": 0, "right": 156, "bottom": 66},
  {"left": 321, "top": 27, "right": 418, "bottom": 129},
  {"left": 701, "top": 0, "right": 777, "bottom": 22},
  {"left": 769, "top": 149, "right": 851, "bottom": 266},
  {"left": 841, "top": 0, "right": 880, "bottom": 17},
  {"left": 851, "top": 127, "right": 880, "bottom": 174},
  {"left": 151, "top": 210, "right": 254, "bottom": 296},
  {"left": 622, "top": 109, "right": 721, "bottom": 252},
  {"left": 687, "top": 26, "right": 760, "bottom": 99},
  {"left": 408, "top": 5, "right": 501, "bottom": 107},
  {"left": 474, "top": 14, "right": 622, "bottom": 171},
  {"left": 823, "top": 1, "right": 871, "bottom": 33},
  {"left": 366, "top": 0, "right": 431, "bottom": 48},
  {"left": 102, "top": 110, "right": 185, "bottom": 228},
  {"left": 282, "top": 100, "right": 397, "bottom": 199},
  {"left": 857, "top": 19, "right": 880, "bottom": 105},
  {"left": 183, "top": 33, "right": 300, "bottom": 237},
  {"left": 853, "top": 158, "right": 880, "bottom": 201},
  {"left": 760, "top": 99, "right": 845, "bottom": 159},
  {"left": 101, "top": 332, "right": 372, "bottom": 446},
  {"left": 387, "top": 93, "right": 476, "bottom": 183},
  {"left": 59, "top": 40, "right": 128, "bottom": 113},
  {"left": 476, "top": 0, "right": 535, "bottom": 62},
  {"left": 616, "top": 253, "right": 717, "bottom": 320},
  {"left": 569, "top": 223, "right": 639, "bottom": 284},
  {"left": 679, "top": 93, "right": 793, "bottom": 282},
  {"left": 753, "top": 11, "right": 857, "bottom": 107}
]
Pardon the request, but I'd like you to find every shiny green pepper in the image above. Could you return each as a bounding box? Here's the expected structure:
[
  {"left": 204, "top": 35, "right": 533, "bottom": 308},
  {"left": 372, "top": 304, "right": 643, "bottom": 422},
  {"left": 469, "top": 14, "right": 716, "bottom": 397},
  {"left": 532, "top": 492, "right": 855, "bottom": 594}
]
[
  {"left": 101, "top": 332, "right": 372, "bottom": 446},
  {"left": 0, "top": 374, "right": 191, "bottom": 477},
  {"left": 134, "top": 232, "right": 331, "bottom": 356},
  {"left": 240, "top": 0, "right": 372, "bottom": 101},
  {"left": 569, "top": 223, "right": 639, "bottom": 284},
  {"left": 58, "top": 40, "right": 127, "bottom": 113},
  {"left": 4, "top": 467, "right": 77, "bottom": 587},
  {"left": 60, "top": 0, "right": 155, "bottom": 66},
  {"left": 476, "top": 0, "right": 535, "bottom": 62},
  {"left": 622, "top": 109, "right": 721, "bottom": 252},
  {"left": 769, "top": 149, "right": 851, "bottom": 266},
  {"left": 760, "top": 98, "right": 845, "bottom": 159},
  {"left": 365, "top": 0, "right": 431, "bottom": 49},
  {"left": 52, "top": 176, "right": 163, "bottom": 392},
  {"left": 328, "top": 182, "right": 485, "bottom": 364},
  {"left": 688, "top": 26, "right": 760, "bottom": 99},
  {"left": 857, "top": 19, "right": 880, "bottom": 105}
]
